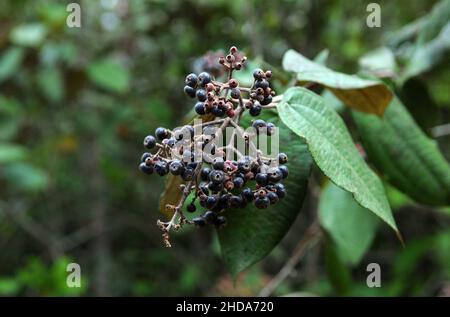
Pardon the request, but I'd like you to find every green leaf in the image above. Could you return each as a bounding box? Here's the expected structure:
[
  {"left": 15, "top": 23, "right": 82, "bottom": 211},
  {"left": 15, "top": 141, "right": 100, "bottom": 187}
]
[
  {"left": 278, "top": 87, "right": 398, "bottom": 232},
  {"left": 87, "top": 58, "right": 131, "bottom": 93},
  {"left": 352, "top": 96, "right": 450, "bottom": 206},
  {"left": 3, "top": 163, "right": 49, "bottom": 191},
  {"left": 10, "top": 23, "right": 48, "bottom": 47},
  {"left": 402, "top": 23, "right": 450, "bottom": 81},
  {"left": 0, "top": 143, "right": 27, "bottom": 163},
  {"left": 0, "top": 47, "right": 25, "bottom": 83},
  {"left": 416, "top": 0, "right": 450, "bottom": 46},
  {"left": 36, "top": 68, "right": 64, "bottom": 102},
  {"left": 218, "top": 110, "right": 312, "bottom": 278},
  {"left": 358, "top": 47, "right": 397, "bottom": 75},
  {"left": 282, "top": 49, "right": 393, "bottom": 116},
  {"left": 319, "top": 182, "right": 379, "bottom": 265}
]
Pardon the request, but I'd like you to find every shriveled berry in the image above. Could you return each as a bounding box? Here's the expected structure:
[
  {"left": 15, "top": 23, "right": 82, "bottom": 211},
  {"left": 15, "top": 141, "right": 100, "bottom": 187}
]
[
  {"left": 194, "top": 102, "right": 206, "bottom": 115},
  {"left": 143, "top": 135, "right": 156, "bottom": 149},
  {"left": 185, "top": 73, "right": 198, "bottom": 88},
  {"left": 228, "top": 79, "right": 238, "bottom": 88},
  {"left": 139, "top": 162, "right": 153, "bottom": 174},
  {"left": 155, "top": 127, "right": 169, "bottom": 141},
  {"left": 184, "top": 85, "right": 196, "bottom": 98},
  {"left": 192, "top": 216, "right": 206, "bottom": 227}
]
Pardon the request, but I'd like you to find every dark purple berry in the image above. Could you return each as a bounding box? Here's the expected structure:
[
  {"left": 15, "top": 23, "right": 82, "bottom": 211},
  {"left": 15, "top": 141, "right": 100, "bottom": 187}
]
[
  {"left": 205, "top": 196, "right": 218, "bottom": 209},
  {"left": 192, "top": 216, "right": 206, "bottom": 227},
  {"left": 278, "top": 153, "right": 288, "bottom": 164},
  {"left": 209, "top": 170, "right": 225, "bottom": 184},
  {"left": 230, "top": 88, "right": 240, "bottom": 99},
  {"left": 155, "top": 162, "right": 168, "bottom": 176},
  {"left": 139, "top": 162, "right": 153, "bottom": 174},
  {"left": 200, "top": 167, "right": 212, "bottom": 181},
  {"left": 253, "top": 68, "right": 264, "bottom": 80},
  {"left": 196, "top": 89, "right": 207, "bottom": 102},
  {"left": 255, "top": 196, "right": 270, "bottom": 209},
  {"left": 194, "top": 102, "right": 206, "bottom": 115},
  {"left": 143, "top": 135, "right": 156, "bottom": 149},
  {"left": 233, "top": 177, "right": 244, "bottom": 188},
  {"left": 184, "top": 85, "right": 196, "bottom": 98},
  {"left": 169, "top": 160, "right": 184, "bottom": 175},
  {"left": 255, "top": 173, "right": 268, "bottom": 186},
  {"left": 279, "top": 165, "right": 289, "bottom": 179},
  {"left": 249, "top": 104, "right": 262, "bottom": 116},
  {"left": 198, "top": 72, "right": 212, "bottom": 87},
  {"left": 185, "top": 73, "right": 198, "bottom": 88},
  {"left": 214, "top": 216, "right": 227, "bottom": 228},
  {"left": 141, "top": 152, "right": 152, "bottom": 162},
  {"left": 212, "top": 157, "right": 225, "bottom": 170},
  {"left": 204, "top": 210, "right": 217, "bottom": 224},
  {"left": 267, "top": 191, "right": 279, "bottom": 204},
  {"left": 242, "top": 188, "right": 254, "bottom": 202},
  {"left": 155, "top": 127, "right": 169, "bottom": 141}
]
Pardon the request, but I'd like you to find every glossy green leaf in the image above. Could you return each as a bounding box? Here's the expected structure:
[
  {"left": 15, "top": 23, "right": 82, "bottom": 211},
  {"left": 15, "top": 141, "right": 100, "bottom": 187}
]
[
  {"left": 278, "top": 87, "right": 397, "bottom": 231},
  {"left": 219, "top": 110, "right": 312, "bottom": 278},
  {"left": 282, "top": 49, "right": 393, "bottom": 116},
  {"left": 319, "top": 182, "right": 379, "bottom": 265},
  {"left": 87, "top": 58, "right": 130, "bottom": 93},
  {"left": 352, "top": 97, "right": 450, "bottom": 205}
]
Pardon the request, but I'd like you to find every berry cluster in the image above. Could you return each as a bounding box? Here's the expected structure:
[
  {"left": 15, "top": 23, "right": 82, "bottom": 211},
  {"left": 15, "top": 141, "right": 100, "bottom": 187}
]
[{"left": 138, "top": 46, "right": 286, "bottom": 247}]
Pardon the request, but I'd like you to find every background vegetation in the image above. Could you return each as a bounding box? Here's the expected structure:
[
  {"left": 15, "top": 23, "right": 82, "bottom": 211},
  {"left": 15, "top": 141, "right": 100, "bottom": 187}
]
[{"left": 0, "top": 0, "right": 449, "bottom": 296}]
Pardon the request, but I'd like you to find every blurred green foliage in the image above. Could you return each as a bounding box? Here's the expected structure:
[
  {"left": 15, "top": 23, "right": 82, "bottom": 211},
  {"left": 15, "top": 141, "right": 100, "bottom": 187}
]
[{"left": 0, "top": 0, "right": 449, "bottom": 296}]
